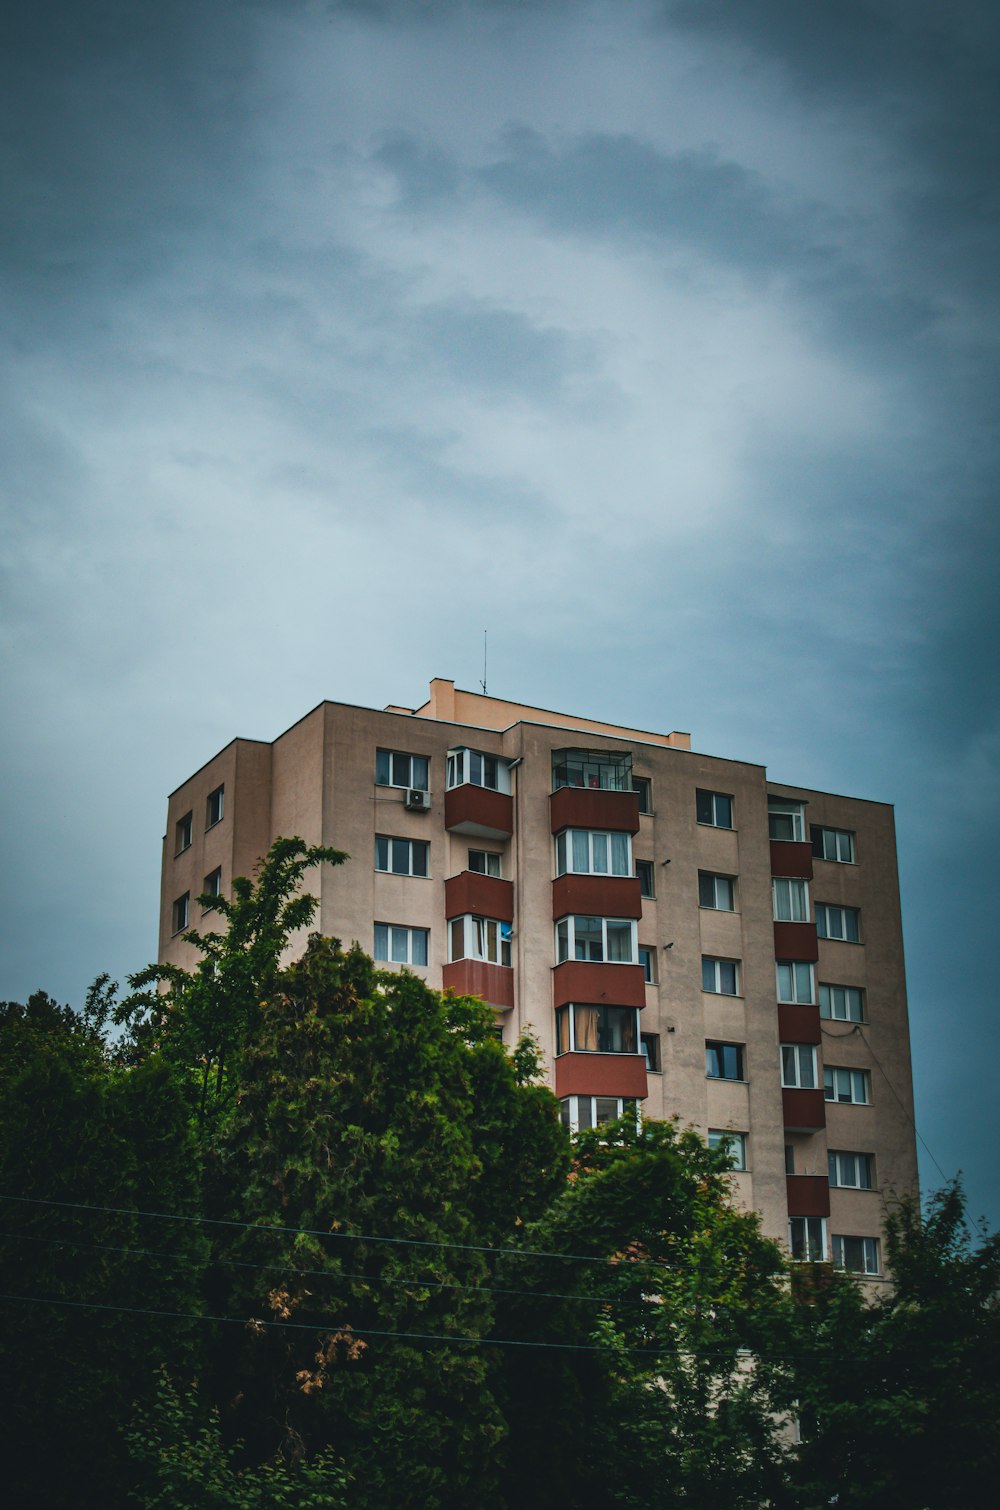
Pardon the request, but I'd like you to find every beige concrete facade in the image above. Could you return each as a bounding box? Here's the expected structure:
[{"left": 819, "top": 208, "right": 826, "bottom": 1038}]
[{"left": 159, "top": 679, "right": 918, "bottom": 1277}]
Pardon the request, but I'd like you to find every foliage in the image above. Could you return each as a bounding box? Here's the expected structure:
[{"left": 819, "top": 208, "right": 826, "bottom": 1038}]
[
  {"left": 126, "top": 1369, "right": 350, "bottom": 1509},
  {"left": 122, "top": 838, "right": 346, "bottom": 1111},
  {"left": 788, "top": 1179, "right": 1000, "bottom": 1510}
]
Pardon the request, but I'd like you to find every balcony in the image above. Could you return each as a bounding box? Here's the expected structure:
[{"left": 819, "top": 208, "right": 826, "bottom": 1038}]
[
  {"left": 782, "top": 1087, "right": 827, "bottom": 1132},
  {"left": 550, "top": 786, "right": 640, "bottom": 836},
  {"left": 552, "top": 960, "right": 646, "bottom": 1010},
  {"left": 442, "top": 959, "right": 514, "bottom": 1010},
  {"left": 773, "top": 921, "right": 819, "bottom": 961},
  {"left": 554, "top": 1051, "right": 648, "bottom": 1100},
  {"left": 770, "top": 840, "right": 813, "bottom": 879},
  {"left": 786, "top": 1174, "right": 831, "bottom": 1218},
  {"left": 551, "top": 873, "right": 643, "bottom": 920},
  {"left": 444, "top": 785, "right": 513, "bottom": 840},
  {"left": 445, "top": 872, "right": 513, "bottom": 922},
  {"left": 777, "top": 1002, "right": 822, "bottom": 1044}
]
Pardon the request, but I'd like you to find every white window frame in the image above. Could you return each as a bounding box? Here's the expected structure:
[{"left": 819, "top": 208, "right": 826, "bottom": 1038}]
[
  {"left": 632, "top": 775, "right": 652, "bottom": 814},
  {"left": 828, "top": 1150, "right": 874, "bottom": 1189},
  {"left": 812, "top": 826, "right": 856, "bottom": 864},
  {"left": 699, "top": 871, "right": 736, "bottom": 911},
  {"left": 824, "top": 1066, "right": 870, "bottom": 1105},
  {"left": 468, "top": 849, "right": 501, "bottom": 877},
  {"left": 768, "top": 797, "right": 806, "bottom": 842},
  {"left": 781, "top": 1044, "right": 818, "bottom": 1089},
  {"left": 202, "top": 868, "right": 222, "bottom": 911},
  {"left": 789, "top": 1216, "right": 827, "bottom": 1262},
  {"left": 554, "top": 1003, "right": 641, "bottom": 1056},
  {"left": 832, "top": 1235, "right": 880, "bottom": 1274},
  {"left": 639, "top": 946, "right": 656, "bottom": 984},
  {"left": 375, "top": 835, "right": 429, "bottom": 877},
  {"left": 206, "top": 785, "right": 224, "bottom": 829},
  {"left": 374, "top": 923, "right": 429, "bottom": 967},
  {"left": 446, "top": 746, "right": 511, "bottom": 793},
  {"left": 172, "top": 893, "right": 190, "bottom": 934},
  {"left": 819, "top": 983, "right": 866, "bottom": 1022},
  {"left": 450, "top": 914, "right": 512, "bottom": 967},
  {"left": 705, "top": 1041, "right": 745, "bottom": 1081},
  {"left": 696, "top": 789, "right": 733, "bottom": 829},
  {"left": 560, "top": 1095, "right": 639, "bottom": 1134},
  {"left": 555, "top": 916, "right": 638, "bottom": 965},
  {"left": 555, "top": 829, "right": 632, "bottom": 877},
  {"left": 776, "top": 961, "right": 816, "bottom": 1004},
  {"left": 175, "top": 812, "right": 193, "bottom": 855},
  {"left": 816, "top": 904, "right": 861, "bottom": 943},
  {"left": 702, "top": 956, "right": 741, "bottom": 996},
  {"left": 773, "top": 877, "right": 810, "bottom": 922},
  {"left": 375, "top": 749, "right": 429, "bottom": 791},
  {"left": 642, "top": 1032, "right": 660, "bottom": 1072},
  {"left": 708, "top": 1129, "right": 748, "bottom": 1171},
  {"left": 635, "top": 859, "right": 655, "bottom": 898}
]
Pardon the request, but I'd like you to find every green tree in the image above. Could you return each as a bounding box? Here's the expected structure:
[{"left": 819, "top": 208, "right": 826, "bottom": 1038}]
[{"left": 789, "top": 1180, "right": 1000, "bottom": 1510}]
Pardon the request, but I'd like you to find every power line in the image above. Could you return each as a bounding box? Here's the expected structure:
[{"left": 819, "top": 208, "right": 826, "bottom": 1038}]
[{"left": 856, "top": 1026, "right": 952, "bottom": 1187}]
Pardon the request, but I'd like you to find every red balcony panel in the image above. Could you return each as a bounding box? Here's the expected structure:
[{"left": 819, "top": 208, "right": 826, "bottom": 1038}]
[
  {"left": 555, "top": 1051, "right": 648, "bottom": 1100},
  {"left": 551, "top": 874, "right": 643, "bottom": 921},
  {"left": 782, "top": 1088, "right": 827, "bottom": 1132},
  {"left": 777, "top": 1003, "right": 822, "bottom": 1044},
  {"left": 552, "top": 960, "right": 646, "bottom": 1010},
  {"left": 773, "top": 921, "right": 819, "bottom": 962},
  {"left": 550, "top": 787, "right": 640, "bottom": 836},
  {"left": 444, "top": 872, "right": 514, "bottom": 922},
  {"left": 786, "top": 1175, "right": 831, "bottom": 1218},
  {"left": 442, "top": 959, "right": 514, "bottom": 1009},
  {"left": 770, "top": 840, "right": 814, "bottom": 879},
  {"left": 444, "top": 785, "right": 513, "bottom": 840}
]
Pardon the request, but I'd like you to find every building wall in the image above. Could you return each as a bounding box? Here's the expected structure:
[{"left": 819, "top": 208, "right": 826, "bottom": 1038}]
[{"left": 157, "top": 681, "right": 919, "bottom": 1271}]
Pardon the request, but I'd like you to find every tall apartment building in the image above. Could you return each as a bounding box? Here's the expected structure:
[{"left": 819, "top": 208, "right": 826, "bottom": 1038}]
[{"left": 159, "top": 678, "right": 918, "bottom": 1276}]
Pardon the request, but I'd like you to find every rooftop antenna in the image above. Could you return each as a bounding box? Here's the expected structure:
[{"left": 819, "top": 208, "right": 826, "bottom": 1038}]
[{"left": 480, "top": 629, "right": 488, "bottom": 696}]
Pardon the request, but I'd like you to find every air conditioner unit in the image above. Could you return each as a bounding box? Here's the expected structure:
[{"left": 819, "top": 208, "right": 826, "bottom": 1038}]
[{"left": 405, "top": 788, "right": 431, "bottom": 812}]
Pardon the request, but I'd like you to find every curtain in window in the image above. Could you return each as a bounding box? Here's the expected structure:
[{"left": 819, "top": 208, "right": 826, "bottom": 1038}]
[
  {"left": 574, "top": 1005, "right": 600, "bottom": 1051},
  {"left": 610, "top": 832, "right": 629, "bottom": 875}
]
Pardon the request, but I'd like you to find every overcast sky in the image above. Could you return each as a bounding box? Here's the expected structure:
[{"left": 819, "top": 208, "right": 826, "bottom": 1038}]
[{"left": 2, "top": 0, "right": 998, "bottom": 1224}]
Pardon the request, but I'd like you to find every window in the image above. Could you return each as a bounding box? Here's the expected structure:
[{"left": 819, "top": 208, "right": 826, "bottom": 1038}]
[
  {"left": 832, "top": 1235, "right": 880, "bottom": 1275},
  {"left": 702, "top": 956, "right": 740, "bottom": 995},
  {"left": 552, "top": 748, "right": 632, "bottom": 792},
  {"left": 632, "top": 776, "right": 651, "bottom": 814},
  {"left": 639, "top": 946, "right": 656, "bottom": 984},
  {"left": 768, "top": 797, "right": 806, "bottom": 842},
  {"left": 375, "top": 836, "right": 429, "bottom": 877},
  {"left": 556, "top": 916, "right": 637, "bottom": 964},
  {"left": 776, "top": 961, "right": 815, "bottom": 1004},
  {"left": 824, "top": 1066, "right": 870, "bottom": 1105},
  {"left": 202, "top": 868, "right": 222, "bottom": 910},
  {"left": 816, "top": 904, "right": 861, "bottom": 943},
  {"left": 375, "top": 749, "right": 429, "bottom": 791},
  {"left": 773, "top": 877, "right": 809, "bottom": 922},
  {"left": 450, "top": 915, "right": 512, "bottom": 967},
  {"left": 555, "top": 1003, "right": 639, "bottom": 1055},
  {"left": 819, "top": 983, "right": 865, "bottom": 1022},
  {"left": 175, "top": 812, "right": 192, "bottom": 854},
  {"left": 699, "top": 871, "right": 736, "bottom": 911},
  {"left": 828, "top": 1151, "right": 874, "bottom": 1189},
  {"left": 206, "top": 785, "right": 224, "bottom": 828},
  {"left": 642, "top": 1033, "right": 660, "bottom": 1072},
  {"left": 785, "top": 1144, "right": 795, "bottom": 1175},
  {"left": 812, "top": 826, "right": 856, "bottom": 864},
  {"left": 708, "top": 1129, "right": 747, "bottom": 1171},
  {"left": 446, "top": 747, "right": 510, "bottom": 792},
  {"left": 374, "top": 924, "right": 428, "bottom": 966},
  {"left": 781, "top": 1044, "right": 818, "bottom": 1089},
  {"left": 560, "top": 1095, "right": 638, "bottom": 1133},
  {"left": 696, "top": 789, "right": 733, "bottom": 829},
  {"left": 789, "top": 1216, "right": 827, "bottom": 1262},
  {"left": 555, "top": 829, "right": 632, "bottom": 877},
  {"left": 705, "top": 1041, "right": 745, "bottom": 1081},
  {"left": 468, "top": 849, "right": 501, "bottom": 877},
  {"left": 636, "top": 860, "right": 655, "bottom": 898},
  {"left": 172, "top": 893, "right": 190, "bottom": 934}
]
